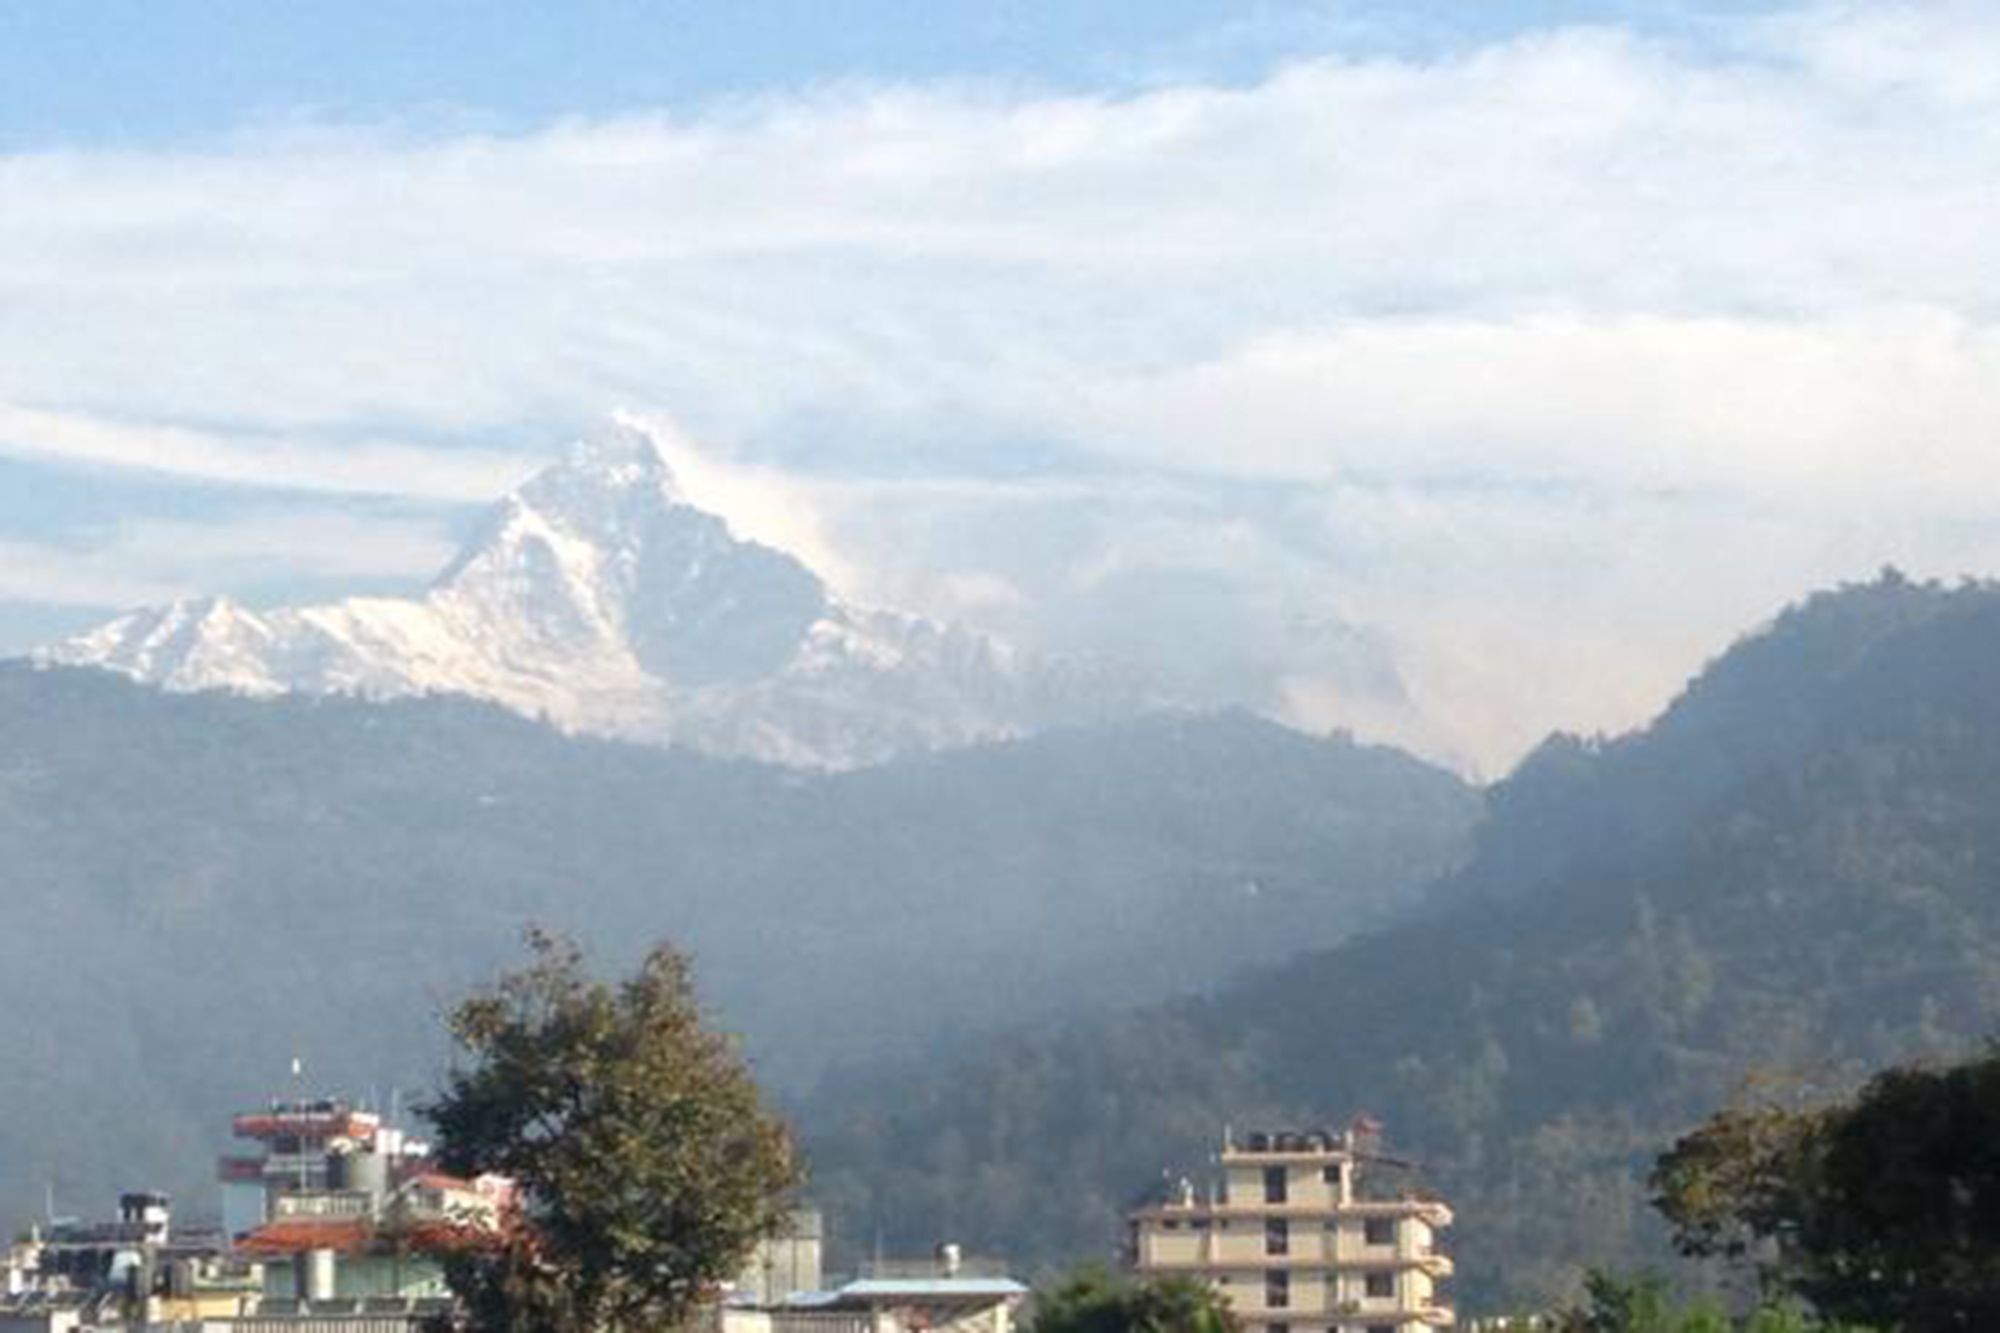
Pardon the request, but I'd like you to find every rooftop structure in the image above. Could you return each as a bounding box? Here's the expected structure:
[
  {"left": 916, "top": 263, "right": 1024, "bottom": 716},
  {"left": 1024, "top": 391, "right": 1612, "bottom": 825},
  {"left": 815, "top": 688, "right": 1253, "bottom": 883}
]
[
  {"left": 214, "top": 1089, "right": 505, "bottom": 1275},
  {"left": 218, "top": 1097, "right": 426, "bottom": 1217},
  {"left": 719, "top": 1236, "right": 1025, "bottom": 1333}
]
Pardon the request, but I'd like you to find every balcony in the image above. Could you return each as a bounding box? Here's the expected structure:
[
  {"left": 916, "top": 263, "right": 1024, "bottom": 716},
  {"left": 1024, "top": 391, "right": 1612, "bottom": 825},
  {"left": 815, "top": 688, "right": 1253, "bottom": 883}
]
[
  {"left": 1137, "top": 1199, "right": 1449, "bottom": 1222},
  {"left": 271, "top": 1191, "right": 376, "bottom": 1219},
  {"left": 1414, "top": 1252, "right": 1454, "bottom": 1278},
  {"left": 1134, "top": 1252, "right": 1443, "bottom": 1274},
  {"left": 216, "top": 1156, "right": 266, "bottom": 1184}
]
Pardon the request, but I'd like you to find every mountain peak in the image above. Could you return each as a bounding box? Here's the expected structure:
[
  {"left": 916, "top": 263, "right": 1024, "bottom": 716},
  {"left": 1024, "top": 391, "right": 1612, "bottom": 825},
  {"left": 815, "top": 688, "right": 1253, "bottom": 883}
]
[
  {"left": 557, "top": 421, "right": 679, "bottom": 488},
  {"left": 508, "top": 422, "right": 689, "bottom": 539},
  {"left": 41, "top": 427, "right": 1149, "bottom": 767}
]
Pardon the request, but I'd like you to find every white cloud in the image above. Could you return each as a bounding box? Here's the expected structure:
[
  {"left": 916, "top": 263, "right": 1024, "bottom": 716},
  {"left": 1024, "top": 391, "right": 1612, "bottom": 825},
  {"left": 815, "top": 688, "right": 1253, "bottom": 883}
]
[
  {"left": 108, "top": 510, "right": 459, "bottom": 590},
  {"left": 0, "top": 405, "right": 537, "bottom": 501},
  {"left": 1753, "top": 1, "right": 2000, "bottom": 105},
  {"left": 0, "top": 540, "right": 186, "bottom": 609},
  {"left": 0, "top": 510, "right": 458, "bottom": 613},
  {"left": 1072, "top": 311, "right": 2000, "bottom": 507},
  {"left": 4, "top": 1, "right": 2000, "bottom": 770}
]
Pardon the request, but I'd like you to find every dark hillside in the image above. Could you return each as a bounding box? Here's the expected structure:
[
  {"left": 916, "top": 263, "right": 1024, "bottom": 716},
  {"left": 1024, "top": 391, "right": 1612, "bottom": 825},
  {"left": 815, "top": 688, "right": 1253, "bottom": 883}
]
[
  {"left": 802, "top": 574, "right": 2000, "bottom": 1309},
  {"left": 0, "top": 668, "right": 1474, "bottom": 1226}
]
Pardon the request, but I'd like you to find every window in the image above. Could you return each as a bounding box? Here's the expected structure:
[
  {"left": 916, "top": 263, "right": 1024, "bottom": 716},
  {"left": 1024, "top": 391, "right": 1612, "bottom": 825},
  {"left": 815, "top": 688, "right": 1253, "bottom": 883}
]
[
  {"left": 1265, "top": 1272, "right": 1289, "bottom": 1309},
  {"left": 1191, "top": 1219, "right": 1211, "bottom": 1231},
  {"left": 1364, "top": 1273, "right": 1394, "bottom": 1299},
  {"left": 1367, "top": 1326, "right": 1395, "bottom": 1333},
  {"left": 1263, "top": 1166, "right": 1288, "bottom": 1204},
  {"left": 1162, "top": 1219, "right": 1181, "bottom": 1230},
  {"left": 1267, "top": 1324, "right": 1285, "bottom": 1333},
  {"left": 1265, "top": 1218, "right": 1289, "bottom": 1255},
  {"left": 1362, "top": 1217, "right": 1396, "bottom": 1246},
  {"left": 1322, "top": 1164, "right": 1343, "bottom": 1188}
]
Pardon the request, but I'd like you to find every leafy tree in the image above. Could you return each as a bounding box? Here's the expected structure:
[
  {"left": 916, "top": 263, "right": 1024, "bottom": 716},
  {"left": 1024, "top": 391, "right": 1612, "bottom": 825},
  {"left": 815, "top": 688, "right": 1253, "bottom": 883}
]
[
  {"left": 1654, "top": 1049, "right": 2000, "bottom": 1331},
  {"left": 1649, "top": 1090, "right": 1832, "bottom": 1272},
  {"left": 1032, "top": 1266, "right": 1237, "bottom": 1333},
  {"left": 1538, "top": 1269, "right": 1870, "bottom": 1333},
  {"left": 426, "top": 930, "right": 798, "bottom": 1333},
  {"left": 1559, "top": 1270, "right": 1684, "bottom": 1333}
]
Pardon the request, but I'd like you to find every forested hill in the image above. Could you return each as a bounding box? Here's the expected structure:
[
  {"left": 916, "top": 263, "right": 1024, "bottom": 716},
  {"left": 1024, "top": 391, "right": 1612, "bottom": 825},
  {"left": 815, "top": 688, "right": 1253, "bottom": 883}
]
[
  {"left": 0, "top": 666, "right": 1475, "bottom": 1226},
  {"left": 801, "top": 572, "right": 2000, "bottom": 1310},
  {"left": 1442, "top": 567, "right": 1981, "bottom": 909}
]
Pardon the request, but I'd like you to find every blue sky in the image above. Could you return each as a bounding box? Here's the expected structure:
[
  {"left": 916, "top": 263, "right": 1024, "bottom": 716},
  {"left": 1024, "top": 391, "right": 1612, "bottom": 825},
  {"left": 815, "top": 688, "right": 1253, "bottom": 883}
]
[
  {"left": 0, "top": 1, "right": 1782, "bottom": 147},
  {"left": 3, "top": 0, "right": 1997, "bottom": 770}
]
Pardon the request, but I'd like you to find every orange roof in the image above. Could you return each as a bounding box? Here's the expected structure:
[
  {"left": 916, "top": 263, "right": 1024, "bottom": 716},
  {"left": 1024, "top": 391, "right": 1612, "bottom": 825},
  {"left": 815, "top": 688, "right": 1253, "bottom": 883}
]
[
  {"left": 237, "top": 1216, "right": 506, "bottom": 1258},
  {"left": 236, "top": 1219, "right": 373, "bottom": 1256},
  {"left": 233, "top": 1112, "right": 378, "bottom": 1142}
]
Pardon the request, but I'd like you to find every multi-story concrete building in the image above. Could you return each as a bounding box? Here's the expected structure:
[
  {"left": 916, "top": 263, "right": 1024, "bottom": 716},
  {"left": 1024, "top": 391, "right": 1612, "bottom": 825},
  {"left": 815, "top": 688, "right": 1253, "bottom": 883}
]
[
  {"left": 1129, "top": 1127, "right": 1454, "bottom": 1333},
  {"left": 222, "top": 1098, "right": 509, "bottom": 1307}
]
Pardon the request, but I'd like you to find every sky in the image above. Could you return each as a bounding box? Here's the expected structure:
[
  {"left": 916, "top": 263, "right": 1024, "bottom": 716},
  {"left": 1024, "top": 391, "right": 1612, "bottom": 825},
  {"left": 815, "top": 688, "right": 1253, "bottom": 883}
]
[{"left": 3, "top": 0, "right": 1998, "bottom": 773}]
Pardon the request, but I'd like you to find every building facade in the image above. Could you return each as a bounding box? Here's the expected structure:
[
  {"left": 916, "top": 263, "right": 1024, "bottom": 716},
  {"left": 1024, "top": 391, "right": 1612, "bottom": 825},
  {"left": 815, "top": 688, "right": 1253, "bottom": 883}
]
[
  {"left": 224, "top": 1099, "right": 508, "bottom": 1305},
  {"left": 0, "top": 1093, "right": 502, "bottom": 1332},
  {"left": 1129, "top": 1127, "right": 1454, "bottom": 1333}
]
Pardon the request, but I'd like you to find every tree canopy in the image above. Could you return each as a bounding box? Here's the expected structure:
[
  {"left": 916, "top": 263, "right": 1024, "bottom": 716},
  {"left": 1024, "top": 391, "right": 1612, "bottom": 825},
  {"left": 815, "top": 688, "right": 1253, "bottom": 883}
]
[
  {"left": 1032, "top": 1267, "right": 1237, "bottom": 1333},
  {"left": 426, "top": 930, "right": 798, "bottom": 1333},
  {"left": 1654, "top": 1048, "right": 2000, "bottom": 1331},
  {"left": 1508, "top": 1270, "right": 1872, "bottom": 1333}
]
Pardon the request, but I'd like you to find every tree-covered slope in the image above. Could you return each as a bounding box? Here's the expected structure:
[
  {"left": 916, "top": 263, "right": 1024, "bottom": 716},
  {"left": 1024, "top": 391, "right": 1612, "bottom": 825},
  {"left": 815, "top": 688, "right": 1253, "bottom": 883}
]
[
  {"left": 0, "top": 666, "right": 1475, "bottom": 1226},
  {"left": 800, "top": 573, "right": 2000, "bottom": 1310}
]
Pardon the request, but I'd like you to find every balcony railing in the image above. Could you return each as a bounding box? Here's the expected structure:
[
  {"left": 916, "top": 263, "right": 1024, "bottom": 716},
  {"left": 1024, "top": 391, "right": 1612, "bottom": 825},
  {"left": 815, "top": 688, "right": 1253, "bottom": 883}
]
[{"left": 272, "top": 1191, "right": 376, "bottom": 1219}]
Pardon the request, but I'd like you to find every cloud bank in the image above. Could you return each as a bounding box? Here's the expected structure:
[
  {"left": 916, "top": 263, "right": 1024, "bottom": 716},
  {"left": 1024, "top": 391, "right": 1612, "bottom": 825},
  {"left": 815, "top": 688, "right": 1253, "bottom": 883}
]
[{"left": 4, "top": 1, "right": 1999, "bottom": 770}]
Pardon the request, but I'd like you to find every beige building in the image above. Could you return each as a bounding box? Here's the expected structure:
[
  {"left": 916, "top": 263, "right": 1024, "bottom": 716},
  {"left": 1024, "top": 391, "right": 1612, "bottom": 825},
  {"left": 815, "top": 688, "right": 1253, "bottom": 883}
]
[{"left": 1129, "top": 1127, "right": 1454, "bottom": 1333}]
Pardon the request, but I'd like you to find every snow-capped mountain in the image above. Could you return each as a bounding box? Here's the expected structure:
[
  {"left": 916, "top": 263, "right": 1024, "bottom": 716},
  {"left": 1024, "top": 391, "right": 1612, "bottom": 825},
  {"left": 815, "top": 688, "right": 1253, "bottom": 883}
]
[{"left": 42, "top": 424, "right": 1141, "bottom": 768}]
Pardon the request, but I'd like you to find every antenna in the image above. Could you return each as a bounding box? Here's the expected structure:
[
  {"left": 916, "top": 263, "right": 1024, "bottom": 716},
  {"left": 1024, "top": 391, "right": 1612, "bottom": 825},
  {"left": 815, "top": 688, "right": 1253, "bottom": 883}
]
[{"left": 291, "top": 1056, "right": 309, "bottom": 1195}]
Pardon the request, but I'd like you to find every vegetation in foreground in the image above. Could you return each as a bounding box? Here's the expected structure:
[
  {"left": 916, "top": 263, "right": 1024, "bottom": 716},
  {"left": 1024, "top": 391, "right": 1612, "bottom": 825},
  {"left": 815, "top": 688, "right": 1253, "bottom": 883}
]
[
  {"left": 1514, "top": 1270, "right": 1872, "bottom": 1332},
  {"left": 1031, "top": 1268, "right": 1238, "bottom": 1333},
  {"left": 1655, "top": 1046, "right": 2000, "bottom": 1332},
  {"left": 426, "top": 931, "right": 797, "bottom": 1333}
]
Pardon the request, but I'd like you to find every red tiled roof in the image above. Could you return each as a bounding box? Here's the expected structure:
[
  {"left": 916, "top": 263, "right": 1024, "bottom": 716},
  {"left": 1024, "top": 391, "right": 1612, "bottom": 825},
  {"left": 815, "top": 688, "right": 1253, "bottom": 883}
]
[
  {"left": 236, "top": 1219, "right": 373, "bottom": 1256},
  {"left": 237, "top": 1216, "right": 502, "bottom": 1258}
]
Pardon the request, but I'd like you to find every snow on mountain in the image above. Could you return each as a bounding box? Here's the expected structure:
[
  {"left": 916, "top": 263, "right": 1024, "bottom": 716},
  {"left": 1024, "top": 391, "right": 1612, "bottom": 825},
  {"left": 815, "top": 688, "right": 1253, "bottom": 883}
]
[{"left": 41, "top": 424, "right": 1143, "bottom": 768}]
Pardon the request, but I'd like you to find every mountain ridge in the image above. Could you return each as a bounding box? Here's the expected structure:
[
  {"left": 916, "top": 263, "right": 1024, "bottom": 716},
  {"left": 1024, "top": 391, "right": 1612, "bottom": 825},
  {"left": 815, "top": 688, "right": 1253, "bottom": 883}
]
[
  {"left": 798, "top": 573, "right": 2000, "bottom": 1308},
  {"left": 0, "top": 663, "right": 1478, "bottom": 1228},
  {"left": 40, "top": 424, "right": 1145, "bottom": 769}
]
